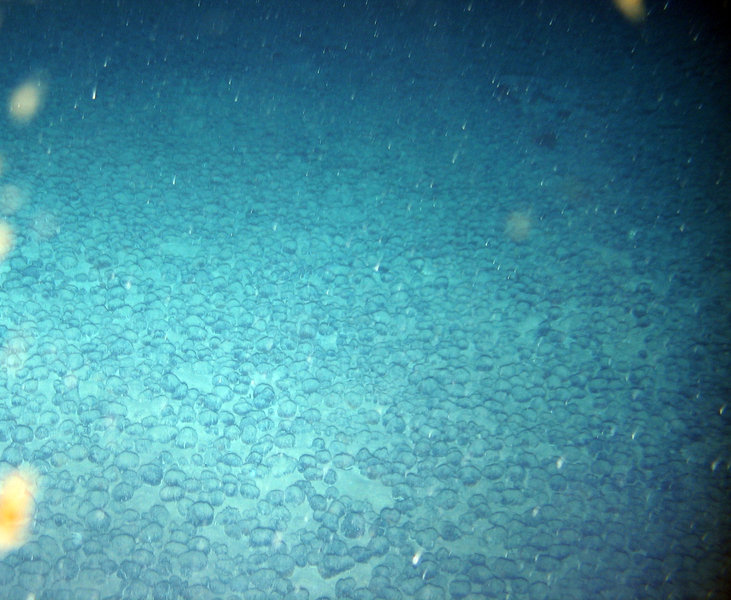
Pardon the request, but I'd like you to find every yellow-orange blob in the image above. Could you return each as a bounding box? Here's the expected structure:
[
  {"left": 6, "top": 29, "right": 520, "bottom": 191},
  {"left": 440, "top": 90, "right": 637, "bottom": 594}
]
[
  {"left": 613, "top": 0, "right": 646, "bottom": 23},
  {"left": 0, "top": 469, "right": 37, "bottom": 553}
]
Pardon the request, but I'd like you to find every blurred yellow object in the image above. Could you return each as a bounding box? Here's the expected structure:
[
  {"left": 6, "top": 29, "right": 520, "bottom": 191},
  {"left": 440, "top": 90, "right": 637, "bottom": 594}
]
[
  {"left": 613, "top": 0, "right": 646, "bottom": 23},
  {"left": 8, "top": 78, "right": 46, "bottom": 124},
  {"left": 0, "top": 220, "right": 14, "bottom": 262},
  {"left": 0, "top": 469, "right": 37, "bottom": 553}
]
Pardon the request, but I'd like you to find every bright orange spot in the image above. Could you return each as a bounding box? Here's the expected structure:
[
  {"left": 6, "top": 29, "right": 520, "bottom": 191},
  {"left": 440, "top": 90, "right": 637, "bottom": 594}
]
[{"left": 0, "top": 469, "right": 37, "bottom": 553}]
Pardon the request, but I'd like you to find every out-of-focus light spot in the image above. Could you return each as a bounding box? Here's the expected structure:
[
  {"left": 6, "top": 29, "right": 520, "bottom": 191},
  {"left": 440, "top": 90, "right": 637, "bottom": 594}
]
[
  {"left": 505, "top": 210, "right": 532, "bottom": 242},
  {"left": 1, "top": 330, "right": 31, "bottom": 373},
  {"left": 0, "top": 468, "right": 38, "bottom": 554},
  {"left": 613, "top": 0, "right": 646, "bottom": 23},
  {"left": 8, "top": 78, "right": 46, "bottom": 124},
  {"left": 0, "top": 220, "right": 14, "bottom": 261},
  {"left": 30, "top": 211, "right": 59, "bottom": 240},
  {"left": 0, "top": 184, "right": 27, "bottom": 215}
]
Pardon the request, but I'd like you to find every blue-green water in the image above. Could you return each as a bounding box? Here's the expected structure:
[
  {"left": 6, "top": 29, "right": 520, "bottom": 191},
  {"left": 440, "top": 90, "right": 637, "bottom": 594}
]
[{"left": 0, "top": 0, "right": 729, "bottom": 598}]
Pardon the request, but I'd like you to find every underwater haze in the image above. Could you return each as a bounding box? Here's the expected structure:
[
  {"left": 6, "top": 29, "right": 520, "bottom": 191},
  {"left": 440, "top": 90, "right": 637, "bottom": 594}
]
[{"left": 0, "top": 0, "right": 729, "bottom": 598}]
